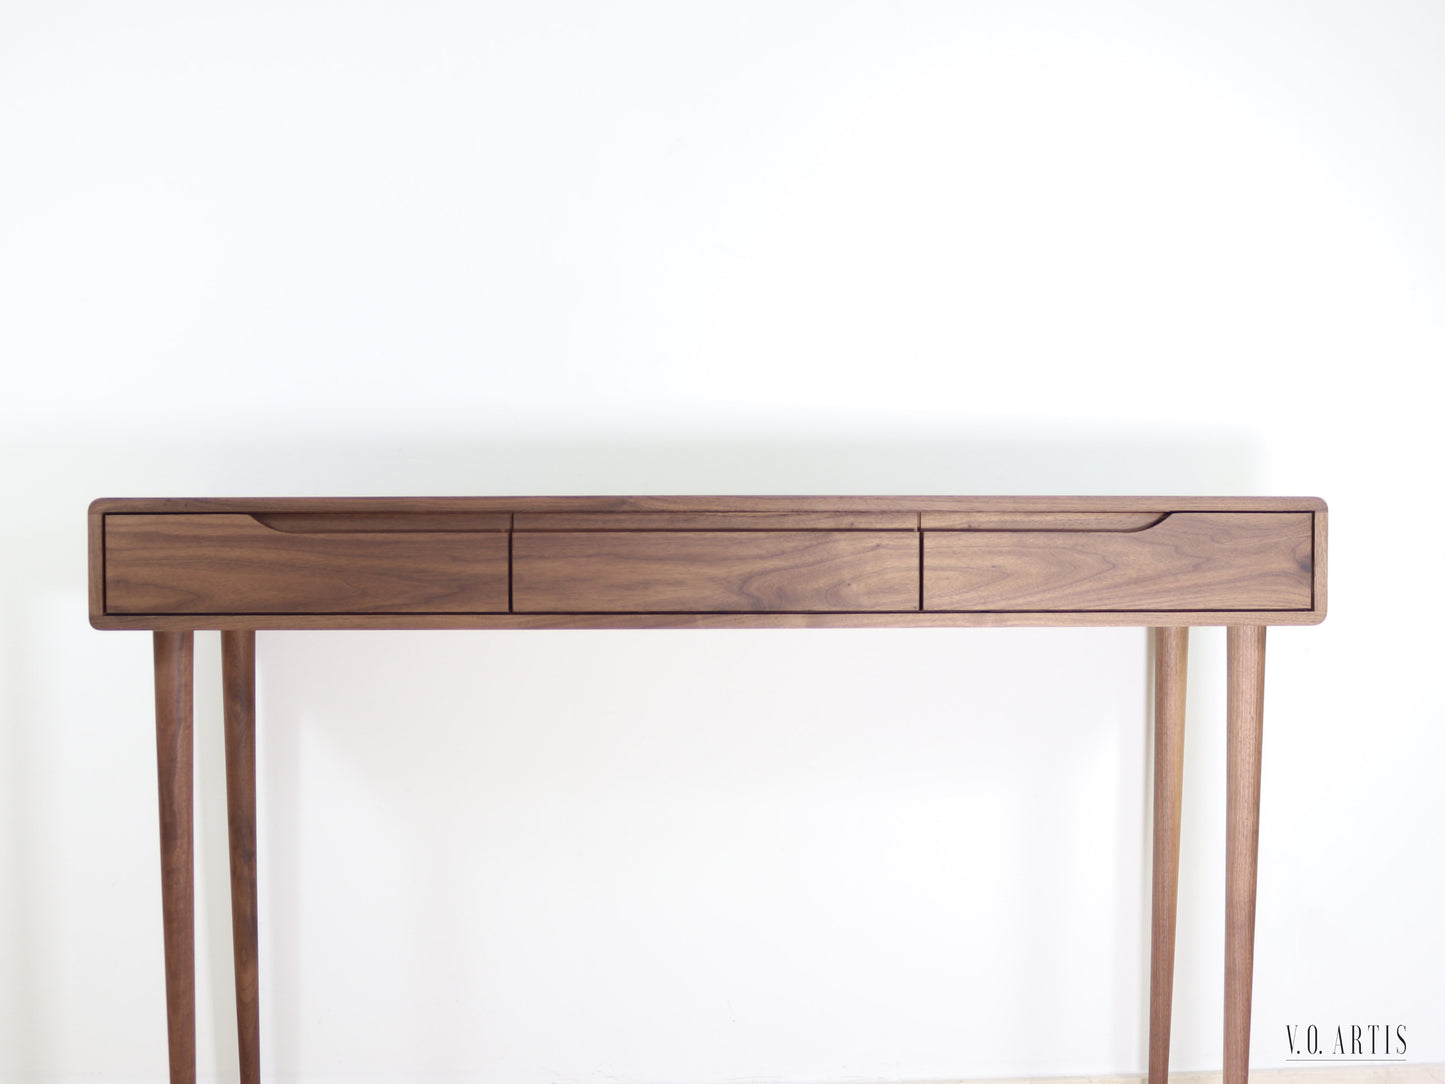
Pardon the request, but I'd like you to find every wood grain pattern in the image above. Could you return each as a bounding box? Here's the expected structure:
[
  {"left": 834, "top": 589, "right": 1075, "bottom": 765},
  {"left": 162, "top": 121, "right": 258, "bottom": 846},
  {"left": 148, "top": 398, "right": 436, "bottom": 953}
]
[
  {"left": 513, "top": 531, "right": 920, "bottom": 612},
  {"left": 91, "top": 498, "right": 1328, "bottom": 626},
  {"left": 222, "top": 631, "right": 260, "bottom": 1084},
  {"left": 924, "top": 513, "right": 1312, "bottom": 612},
  {"left": 96, "top": 497, "right": 1326, "bottom": 1084},
  {"left": 253, "top": 512, "right": 510, "bottom": 532},
  {"left": 153, "top": 631, "right": 195, "bottom": 1084},
  {"left": 89, "top": 495, "right": 1329, "bottom": 516},
  {"left": 106, "top": 515, "right": 509, "bottom": 614},
  {"left": 920, "top": 511, "right": 1165, "bottom": 531},
  {"left": 91, "top": 610, "right": 1324, "bottom": 631},
  {"left": 88, "top": 504, "right": 105, "bottom": 622},
  {"left": 1226, "top": 625, "right": 1267, "bottom": 1084},
  {"left": 513, "top": 511, "right": 917, "bottom": 531},
  {"left": 1148, "top": 627, "right": 1188, "bottom": 1084}
]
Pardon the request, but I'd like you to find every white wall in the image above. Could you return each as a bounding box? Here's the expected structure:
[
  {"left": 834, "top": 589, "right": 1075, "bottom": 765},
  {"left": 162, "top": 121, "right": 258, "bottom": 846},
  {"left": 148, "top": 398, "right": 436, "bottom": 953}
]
[{"left": 2, "top": 2, "right": 1441, "bottom": 1081}]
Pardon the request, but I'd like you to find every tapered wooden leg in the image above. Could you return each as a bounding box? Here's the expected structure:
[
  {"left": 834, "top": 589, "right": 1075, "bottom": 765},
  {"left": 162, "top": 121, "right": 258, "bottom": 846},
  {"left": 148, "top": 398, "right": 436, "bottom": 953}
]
[
  {"left": 1225, "top": 626, "right": 1266, "bottom": 1084},
  {"left": 223, "top": 630, "right": 260, "bottom": 1084},
  {"left": 154, "top": 631, "right": 196, "bottom": 1084},
  {"left": 1148, "top": 626, "right": 1188, "bottom": 1084}
]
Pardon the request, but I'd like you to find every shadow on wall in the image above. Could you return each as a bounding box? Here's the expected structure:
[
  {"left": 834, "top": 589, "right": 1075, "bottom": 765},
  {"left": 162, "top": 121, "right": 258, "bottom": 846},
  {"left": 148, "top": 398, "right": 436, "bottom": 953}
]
[{"left": 0, "top": 425, "right": 1262, "bottom": 1077}]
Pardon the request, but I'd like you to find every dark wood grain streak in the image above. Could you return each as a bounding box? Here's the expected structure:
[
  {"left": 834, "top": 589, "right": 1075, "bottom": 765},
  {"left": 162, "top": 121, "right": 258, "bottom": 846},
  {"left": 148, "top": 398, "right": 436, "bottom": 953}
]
[
  {"left": 924, "top": 513, "right": 1312, "bottom": 612},
  {"left": 1148, "top": 627, "right": 1188, "bottom": 1084},
  {"left": 1226, "top": 625, "right": 1267, "bottom": 1084},
  {"left": 513, "top": 531, "right": 920, "bottom": 613},
  {"left": 106, "top": 515, "right": 509, "bottom": 614},
  {"left": 153, "top": 631, "right": 195, "bottom": 1084},
  {"left": 222, "top": 631, "right": 260, "bottom": 1084}
]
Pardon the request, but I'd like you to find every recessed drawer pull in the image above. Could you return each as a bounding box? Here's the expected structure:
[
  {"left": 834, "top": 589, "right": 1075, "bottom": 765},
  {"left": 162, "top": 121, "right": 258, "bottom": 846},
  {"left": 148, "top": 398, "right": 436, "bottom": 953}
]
[
  {"left": 921, "top": 512, "right": 1168, "bottom": 531},
  {"left": 251, "top": 513, "right": 511, "bottom": 533}
]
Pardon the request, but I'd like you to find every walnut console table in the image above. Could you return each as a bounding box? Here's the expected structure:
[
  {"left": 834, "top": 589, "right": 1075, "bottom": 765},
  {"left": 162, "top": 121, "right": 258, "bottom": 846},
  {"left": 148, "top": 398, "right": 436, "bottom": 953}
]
[{"left": 87, "top": 495, "right": 1328, "bottom": 1084}]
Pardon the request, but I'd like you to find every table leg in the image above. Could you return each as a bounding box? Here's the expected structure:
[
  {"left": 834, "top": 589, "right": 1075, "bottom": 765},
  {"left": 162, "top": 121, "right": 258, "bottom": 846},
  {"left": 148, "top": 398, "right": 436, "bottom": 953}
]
[
  {"left": 1148, "top": 626, "right": 1188, "bottom": 1084},
  {"left": 223, "top": 630, "right": 261, "bottom": 1084},
  {"left": 154, "top": 631, "right": 196, "bottom": 1084},
  {"left": 1225, "top": 625, "right": 1266, "bottom": 1084}
]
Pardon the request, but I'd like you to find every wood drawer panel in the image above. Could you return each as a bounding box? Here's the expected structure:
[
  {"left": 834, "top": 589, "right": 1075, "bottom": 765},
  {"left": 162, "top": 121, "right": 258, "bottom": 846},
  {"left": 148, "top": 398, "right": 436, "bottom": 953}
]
[
  {"left": 105, "top": 514, "right": 509, "bottom": 614},
  {"left": 924, "top": 512, "right": 1312, "bottom": 612},
  {"left": 513, "top": 531, "right": 920, "bottom": 612},
  {"left": 513, "top": 511, "right": 916, "bottom": 531}
]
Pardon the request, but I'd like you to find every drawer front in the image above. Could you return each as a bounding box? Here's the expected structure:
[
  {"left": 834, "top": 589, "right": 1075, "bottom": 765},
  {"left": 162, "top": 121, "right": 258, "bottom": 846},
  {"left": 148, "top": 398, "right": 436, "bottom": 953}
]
[
  {"left": 105, "top": 514, "right": 510, "bottom": 614},
  {"left": 924, "top": 512, "right": 1313, "bottom": 612},
  {"left": 513, "top": 531, "right": 920, "bottom": 612}
]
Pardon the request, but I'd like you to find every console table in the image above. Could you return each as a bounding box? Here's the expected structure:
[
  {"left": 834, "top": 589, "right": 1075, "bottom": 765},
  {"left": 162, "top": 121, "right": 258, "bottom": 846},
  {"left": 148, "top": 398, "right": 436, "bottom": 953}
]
[{"left": 87, "top": 495, "right": 1328, "bottom": 1084}]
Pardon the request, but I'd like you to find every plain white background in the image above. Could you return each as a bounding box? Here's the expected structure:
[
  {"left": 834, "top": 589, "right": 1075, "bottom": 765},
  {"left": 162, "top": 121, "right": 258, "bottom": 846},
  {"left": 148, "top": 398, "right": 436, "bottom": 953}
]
[{"left": 2, "top": 2, "right": 1442, "bottom": 1081}]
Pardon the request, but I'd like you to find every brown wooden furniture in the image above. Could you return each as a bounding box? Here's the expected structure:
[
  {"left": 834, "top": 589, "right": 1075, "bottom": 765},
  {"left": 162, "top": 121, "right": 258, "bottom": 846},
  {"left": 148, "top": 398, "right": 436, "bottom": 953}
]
[{"left": 88, "top": 495, "right": 1328, "bottom": 1084}]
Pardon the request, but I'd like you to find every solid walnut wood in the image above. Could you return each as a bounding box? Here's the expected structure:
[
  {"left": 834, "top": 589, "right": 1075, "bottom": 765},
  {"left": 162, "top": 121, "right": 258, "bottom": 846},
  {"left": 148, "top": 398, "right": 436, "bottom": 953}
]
[
  {"left": 92, "top": 495, "right": 1326, "bottom": 1084},
  {"left": 92, "top": 610, "right": 1325, "bottom": 631},
  {"left": 90, "top": 495, "right": 1328, "bottom": 515},
  {"left": 106, "top": 514, "right": 509, "bottom": 614},
  {"left": 1148, "top": 626, "right": 1188, "bottom": 1084},
  {"left": 924, "top": 512, "right": 1312, "bottom": 612},
  {"left": 222, "top": 631, "right": 260, "bottom": 1084},
  {"left": 513, "top": 511, "right": 917, "bottom": 531},
  {"left": 513, "top": 531, "right": 920, "bottom": 612},
  {"left": 919, "top": 511, "right": 1165, "bottom": 531},
  {"left": 88, "top": 505, "right": 106, "bottom": 622},
  {"left": 153, "top": 631, "right": 195, "bottom": 1084},
  {"left": 90, "top": 498, "right": 1328, "bottom": 628},
  {"left": 1226, "top": 625, "right": 1267, "bottom": 1084},
  {"left": 253, "top": 512, "right": 511, "bottom": 532}
]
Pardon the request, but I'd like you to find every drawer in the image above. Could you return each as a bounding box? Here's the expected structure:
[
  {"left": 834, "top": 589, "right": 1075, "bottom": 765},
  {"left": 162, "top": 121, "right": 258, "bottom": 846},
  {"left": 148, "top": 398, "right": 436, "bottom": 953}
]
[
  {"left": 923, "top": 512, "right": 1313, "bottom": 612},
  {"left": 513, "top": 531, "right": 920, "bottom": 612},
  {"left": 105, "top": 514, "right": 510, "bottom": 614}
]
